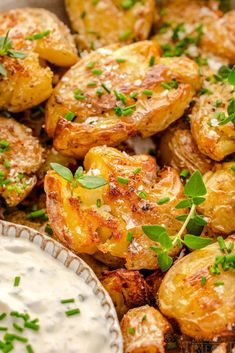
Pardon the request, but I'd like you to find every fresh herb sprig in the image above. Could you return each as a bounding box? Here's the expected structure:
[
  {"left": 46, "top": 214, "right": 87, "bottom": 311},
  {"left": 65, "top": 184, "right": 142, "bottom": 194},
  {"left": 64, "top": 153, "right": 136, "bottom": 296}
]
[
  {"left": 0, "top": 31, "right": 27, "bottom": 76},
  {"left": 50, "top": 163, "right": 108, "bottom": 190},
  {"left": 142, "top": 170, "right": 212, "bottom": 272}
]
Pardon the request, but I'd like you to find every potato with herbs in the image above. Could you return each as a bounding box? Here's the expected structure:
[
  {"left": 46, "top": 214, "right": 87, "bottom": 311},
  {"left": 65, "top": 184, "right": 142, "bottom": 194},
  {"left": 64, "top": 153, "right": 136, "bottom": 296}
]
[
  {"left": 154, "top": 0, "right": 235, "bottom": 65},
  {"left": 45, "top": 40, "right": 201, "bottom": 158},
  {"left": 0, "top": 8, "right": 77, "bottom": 112},
  {"left": 101, "top": 269, "right": 151, "bottom": 319},
  {"left": 65, "top": 0, "right": 155, "bottom": 50},
  {"left": 159, "top": 123, "right": 214, "bottom": 174},
  {"left": 0, "top": 117, "right": 44, "bottom": 206},
  {"left": 158, "top": 235, "right": 235, "bottom": 339},
  {"left": 121, "top": 305, "right": 172, "bottom": 353},
  {"left": 45, "top": 146, "right": 186, "bottom": 268},
  {"left": 190, "top": 77, "right": 235, "bottom": 161},
  {"left": 197, "top": 162, "right": 235, "bottom": 235}
]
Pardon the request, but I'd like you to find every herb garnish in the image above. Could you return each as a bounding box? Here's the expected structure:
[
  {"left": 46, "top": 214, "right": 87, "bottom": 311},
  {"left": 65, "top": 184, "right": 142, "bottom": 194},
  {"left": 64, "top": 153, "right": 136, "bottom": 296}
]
[
  {"left": 142, "top": 170, "right": 212, "bottom": 272},
  {"left": 50, "top": 163, "right": 108, "bottom": 190},
  {"left": 25, "top": 30, "right": 50, "bottom": 41}
]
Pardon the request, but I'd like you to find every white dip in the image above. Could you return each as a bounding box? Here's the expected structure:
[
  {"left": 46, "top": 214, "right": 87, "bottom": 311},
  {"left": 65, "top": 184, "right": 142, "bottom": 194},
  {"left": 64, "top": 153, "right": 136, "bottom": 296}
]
[{"left": 0, "top": 237, "right": 111, "bottom": 353}]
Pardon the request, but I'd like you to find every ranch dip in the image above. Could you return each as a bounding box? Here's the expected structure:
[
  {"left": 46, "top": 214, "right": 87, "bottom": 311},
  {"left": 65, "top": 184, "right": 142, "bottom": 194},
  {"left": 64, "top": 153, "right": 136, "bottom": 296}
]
[{"left": 0, "top": 237, "right": 111, "bottom": 353}]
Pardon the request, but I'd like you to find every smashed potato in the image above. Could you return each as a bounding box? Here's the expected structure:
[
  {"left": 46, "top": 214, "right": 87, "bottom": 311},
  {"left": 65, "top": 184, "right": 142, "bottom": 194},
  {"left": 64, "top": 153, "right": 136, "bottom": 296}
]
[
  {"left": 45, "top": 40, "right": 201, "bottom": 158},
  {"left": 0, "top": 8, "right": 77, "bottom": 112},
  {"left": 121, "top": 305, "right": 172, "bottom": 353},
  {"left": 65, "top": 0, "right": 155, "bottom": 50},
  {"left": 101, "top": 269, "right": 150, "bottom": 319},
  {"left": 158, "top": 235, "right": 235, "bottom": 339},
  {"left": 0, "top": 117, "right": 44, "bottom": 206},
  {"left": 197, "top": 163, "right": 235, "bottom": 235},
  {"left": 159, "top": 123, "right": 214, "bottom": 174},
  {"left": 45, "top": 146, "right": 186, "bottom": 269},
  {"left": 190, "top": 80, "right": 235, "bottom": 161}
]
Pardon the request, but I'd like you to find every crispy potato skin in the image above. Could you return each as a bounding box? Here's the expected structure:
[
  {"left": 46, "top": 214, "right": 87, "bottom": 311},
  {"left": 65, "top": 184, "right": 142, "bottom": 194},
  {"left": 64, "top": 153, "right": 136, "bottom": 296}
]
[
  {"left": 101, "top": 269, "right": 151, "bottom": 319},
  {"left": 159, "top": 123, "right": 214, "bottom": 174},
  {"left": 154, "top": 1, "right": 235, "bottom": 64},
  {"left": 0, "top": 117, "right": 44, "bottom": 206},
  {"left": 0, "top": 8, "right": 77, "bottom": 67},
  {"left": 120, "top": 305, "right": 172, "bottom": 353},
  {"left": 158, "top": 235, "right": 235, "bottom": 340},
  {"left": 190, "top": 81, "right": 235, "bottom": 161},
  {"left": 45, "top": 146, "right": 186, "bottom": 269},
  {"left": 0, "top": 8, "right": 78, "bottom": 112},
  {"left": 65, "top": 0, "right": 155, "bottom": 50},
  {"left": 197, "top": 163, "right": 235, "bottom": 235},
  {"left": 45, "top": 41, "right": 201, "bottom": 158}
]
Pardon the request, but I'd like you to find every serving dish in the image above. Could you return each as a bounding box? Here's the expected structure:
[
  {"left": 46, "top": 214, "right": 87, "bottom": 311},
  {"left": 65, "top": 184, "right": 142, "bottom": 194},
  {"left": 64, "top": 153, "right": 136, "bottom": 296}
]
[{"left": 0, "top": 220, "right": 123, "bottom": 353}]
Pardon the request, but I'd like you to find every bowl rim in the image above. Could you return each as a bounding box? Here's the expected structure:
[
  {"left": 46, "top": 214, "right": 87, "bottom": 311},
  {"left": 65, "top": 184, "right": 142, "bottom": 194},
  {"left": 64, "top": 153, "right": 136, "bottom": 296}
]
[{"left": 0, "top": 220, "right": 123, "bottom": 353}]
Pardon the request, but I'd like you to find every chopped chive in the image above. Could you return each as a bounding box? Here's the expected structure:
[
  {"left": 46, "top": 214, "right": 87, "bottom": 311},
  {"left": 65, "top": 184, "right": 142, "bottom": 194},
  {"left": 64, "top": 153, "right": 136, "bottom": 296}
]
[
  {"left": 24, "top": 322, "right": 40, "bottom": 331},
  {"left": 119, "top": 30, "right": 131, "bottom": 41},
  {"left": 25, "top": 30, "right": 50, "bottom": 41},
  {"left": 65, "top": 308, "right": 81, "bottom": 316},
  {"left": 96, "top": 199, "right": 102, "bottom": 208},
  {"left": 101, "top": 83, "right": 111, "bottom": 93},
  {"left": 128, "top": 327, "right": 135, "bottom": 335},
  {"left": 198, "top": 88, "right": 212, "bottom": 96},
  {"left": 26, "top": 345, "right": 34, "bottom": 353},
  {"left": 127, "top": 232, "right": 133, "bottom": 242},
  {"left": 4, "top": 333, "right": 28, "bottom": 343},
  {"left": 121, "top": 0, "right": 133, "bottom": 10},
  {"left": 0, "top": 327, "right": 7, "bottom": 331},
  {"left": 157, "top": 197, "right": 170, "bottom": 205},
  {"left": 149, "top": 56, "right": 155, "bottom": 66},
  {"left": 214, "top": 99, "right": 223, "bottom": 107},
  {"left": 134, "top": 167, "right": 141, "bottom": 175},
  {"left": 87, "top": 82, "right": 97, "bottom": 87},
  {"left": 13, "top": 276, "right": 21, "bottom": 287},
  {"left": 142, "top": 89, "right": 153, "bottom": 96},
  {"left": 13, "top": 323, "right": 24, "bottom": 333},
  {"left": 74, "top": 89, "right": 86, "bottom": 100},
  {"left": 45, "top": 224, "right": 53, "bottom": 236},
  {"left": 92, "top": 69, "right": 102, "bottom": 75},
  {"left": 201, "top": 277, "right": 207, "bottom": 286},
  {"left": 231, "top": 165, "right": 235, "bottom": 173},
  {"left": 26, "top": 209, "right": 47, "bottom": 219},
  {"left": 0, "top": 313, "right": 6, "bottom": 321},
  {"left": 116, "top": 58, "right": 126, "bottom": 63},
  {"left": 117, "top": 176, "right": 128, "bottom": 184},
  {"left": 217, "top": 236, "right": 226, "bottom": 252},
  {"left": 214, "top": 280, "right": 224, "bottom": 286},
  {"left": 3, "top": 159, "right": 10, "bottom": 169},
  {"left": 130, "top": 92, "right": 138, "bottom": 99},
  {"left": 141, "top": 314, "right": 147, "bottom": 322},
  {"left": 86, "top": 61, "right": 96, "bottom": 69},
  {"left": 161, "top": 82, "right": 171, "bottom": 90},
  {"left": 0, "top": 140, "right": 9, "bottom": 148},
  {"left": 96, "top": 88, "right": 104, "bottom": 96},
  {"left": 180, "top": 169, "right": 189, "bottom": 179},
  {"left": 114, "top": 90, "right": 127, "bottom": 105},
  {"left": 60, "top": 298, "right": 75, "bottom": 304},
  {"left": 137, "top": 191, "right": 147, "bottom": 199},
  {"left": 80, "top": 11, "right": 86, "bottom": 19},
  {"left": 65, "top": 111, "right": 76, "bottom": 121}
]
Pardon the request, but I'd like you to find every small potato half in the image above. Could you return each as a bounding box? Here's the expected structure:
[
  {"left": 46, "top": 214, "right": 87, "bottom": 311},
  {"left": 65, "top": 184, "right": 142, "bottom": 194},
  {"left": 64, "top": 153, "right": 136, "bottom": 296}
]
[
  {"left": 0, "top": 8, "right": 78, "bottom": 112},
  {"left": 158, "top": 235, "right": 235, "bottom": 339},
  {"left": 65, "top": 0, "right": 156, "bottom": 50},
  {"left": 45, "top": 40, "right": 201, "bottom": 158},
  {"left": 121, "top": 305, "right": 172, "bottom": 353}
]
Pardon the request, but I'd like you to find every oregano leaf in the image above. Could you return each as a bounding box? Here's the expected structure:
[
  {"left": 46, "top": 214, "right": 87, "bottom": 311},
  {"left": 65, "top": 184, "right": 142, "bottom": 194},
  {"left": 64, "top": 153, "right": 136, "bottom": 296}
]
[
  {"left": 184, "top": 170, "right": 206, "bottom": 198},
  {"left": 50, "top": 163, "right": 73, "bottom": 183},
  {"left": 158, "top": 252, "right": 173, "bottom": 272},
  {"left": 184, "top": 234, "right": 212, "bottom": 249},
  {"left": 74, "top": 166, "right": 83, "bottom": 180},
  {"left": 175, "top": 199, "right": 192, "bottom": 209},
  {"left": 77, "top": 175, "right": 107, "bottom": 189}
]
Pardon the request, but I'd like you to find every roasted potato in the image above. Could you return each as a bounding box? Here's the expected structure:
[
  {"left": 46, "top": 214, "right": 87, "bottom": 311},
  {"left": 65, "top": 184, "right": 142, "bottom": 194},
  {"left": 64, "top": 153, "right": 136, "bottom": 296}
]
[
  {"left": 154, "top": 0, "right": 235, "bottom": 64},
  {"left": 121, "top": 305, "right": 172, "bottom": 353},
  {"left": 197, "top": 162, "right": 235, "bottom": 235},
  {"left": 65, "top": 0, "right": 155, "bottom": 50},
  {"left": 0, "top": 117, "right": 44, "bottom": 206},
  {"left": 45, "top": 146, "right": 186, "bottom": 269},
  {"left": 190, "top": 80, "right": 235, "bottom": 161},
  {"left": 146, "top": 270, "right": 165, "bottom": 303},
  {"left": 158, "top": 235, "right": 235, "bottom": 339},
  {"left": 101, "top": 269, "right": 151, "bottom": 319},
  {"left": 45, "top": 41, "right": 201, "bottom": 158},
  {"left": 158, "top": 123, "right": 214, "bottom": 174},
  {"left": 0, "top": 8, "right": 77, "bottom": 112}
]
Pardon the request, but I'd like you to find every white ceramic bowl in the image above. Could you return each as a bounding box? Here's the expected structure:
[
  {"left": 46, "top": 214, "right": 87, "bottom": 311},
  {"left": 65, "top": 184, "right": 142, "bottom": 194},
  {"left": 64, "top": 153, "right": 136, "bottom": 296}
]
[{"left": 0, "top": 220, "right": 123, "bottom": 353}]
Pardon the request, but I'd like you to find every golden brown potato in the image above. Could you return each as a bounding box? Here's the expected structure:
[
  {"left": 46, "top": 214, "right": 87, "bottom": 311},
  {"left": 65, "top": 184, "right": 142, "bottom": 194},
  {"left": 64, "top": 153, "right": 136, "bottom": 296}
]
[
  {"left": 146, "top": 270, "right": 165, "bottom": 302},
  {"left": 101, "top": 269, "right": 150, "bottom": 319},
  {"left": 0, "top": 8, "right": 77, "bottom": 112},
  {"left": 65, "top": 0, "right": 155, "bottom": 50},
  {"left": 121, "top": 305, "right": 172, "bottom": 353},
  {"left": 190, "top": 81, "right": 235, "bottom": 161},
  {"left": 158, "top": 235, "right": 235, "bottom": 339},
  {"left": 154, "top": 0, "right": 235, "bottom": 64},
  {"left": 45, "top": 41, "right": 201, "bottom": 158},
  {"left": 45, "top": 146, "right": 186, "bottom": 269},
  {"left": 0, "top": 117, "right": 44, "bottom": 206},
  {"left": 197, "top": 163, "right": 235, "bottom": 235},
  {"left": 158, "top": 123, "right": 214, "bottom": 174}
]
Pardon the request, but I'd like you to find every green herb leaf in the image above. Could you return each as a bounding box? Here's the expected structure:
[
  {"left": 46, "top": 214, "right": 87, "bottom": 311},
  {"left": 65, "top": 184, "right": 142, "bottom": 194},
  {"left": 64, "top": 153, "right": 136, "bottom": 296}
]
[
  {"left": 175, "top": 199, "right": 193, "bottom": 209},
  {"left": 0, "top": 63, "right": 6, "bottom": 76},
  {"left": 77, "top": 175, "right": 107, "bottom": 189},
  {"left": 25, "top": 30, "right": 50, "bottom": 41},
  {"left": 74, "top": 166, "right": 83, "bottom": 179},
  {"left": 142, "top": 225, "right": 173, "bottom": 251},
  {"left": 228, "top": 66, "right": 235, "bottom": 87},
  {"left": 192, "top": 196, "right": 206, "bottom": 205},
  {"left": 184, "top": 170, "right": 206, "bottom": 198},
  {"left": 158, "top": 252, "right": 173, "bottom": 272},
  {"left": 65, "top": 111, "right": 76, "bottom": 121},
  {"left": 191, "top": 215, "right": 208, "bottom": 226},
  {"left": 201, "top": 277, "right": 207, "bottom": 286},
  {"left": 117, "top": 176, "right": 128, "bottom": 184},
  {"left": 50, "top": 163, "right": 73, "bottom": 183},
  {"left": 183, "top": 234, "right": 212, "bottom": 249},
  {"left": 157, "top": 197, "right": 170, "bottom": 205}
]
